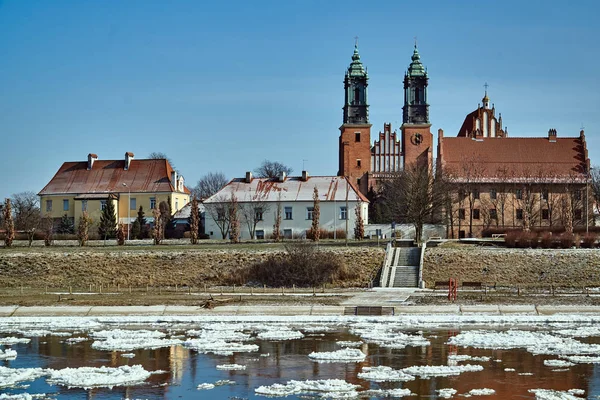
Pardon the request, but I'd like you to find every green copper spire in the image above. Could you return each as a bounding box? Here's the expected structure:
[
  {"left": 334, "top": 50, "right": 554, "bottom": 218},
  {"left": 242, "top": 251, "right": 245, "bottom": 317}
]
[
  {"left": 407, "top": 44, "right": 426, "bottom": 77},
  {"left": 347, "top": 43, "right": 367, "bottom": 77}
]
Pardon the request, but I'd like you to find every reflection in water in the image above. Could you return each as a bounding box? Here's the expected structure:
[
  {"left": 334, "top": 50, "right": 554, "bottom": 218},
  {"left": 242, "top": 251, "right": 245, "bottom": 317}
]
[{"left": 0, "top": 327, "right": 597, "bottom": 399}]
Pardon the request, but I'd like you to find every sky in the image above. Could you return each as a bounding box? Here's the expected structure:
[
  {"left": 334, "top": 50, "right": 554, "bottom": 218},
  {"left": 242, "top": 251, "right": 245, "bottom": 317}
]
[{"left": 1, "top": 0, "right": 599, "bottom": 201}]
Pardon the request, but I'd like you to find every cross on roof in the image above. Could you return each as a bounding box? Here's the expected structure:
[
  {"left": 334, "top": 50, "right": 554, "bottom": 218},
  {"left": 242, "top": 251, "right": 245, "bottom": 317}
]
[
  {"left": 354, "top": 36, "right": 359, "bottom": 47},
  {"left": 484, "top": 82, "right": 489, "bottom": 92},
  {"left": 414, "top": 36, "right": 418, "bottom": 46}
]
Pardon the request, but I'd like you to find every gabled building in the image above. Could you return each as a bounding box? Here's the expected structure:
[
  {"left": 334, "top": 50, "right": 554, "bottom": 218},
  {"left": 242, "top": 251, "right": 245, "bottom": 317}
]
[
  {"left": 204, "top": 172, "right": 368, "bottom": 240},
  {"left": 438, "top": 93, "right": 591, "bottom": 238},
  {"left": 38, "top": 152, "right": 190, "bottom": 229}
]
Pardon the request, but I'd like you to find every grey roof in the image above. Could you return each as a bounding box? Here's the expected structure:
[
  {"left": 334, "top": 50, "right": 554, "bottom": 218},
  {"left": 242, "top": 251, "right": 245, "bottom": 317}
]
[{"left": 173, "top": 202, "right": 205, "bottom": 219}]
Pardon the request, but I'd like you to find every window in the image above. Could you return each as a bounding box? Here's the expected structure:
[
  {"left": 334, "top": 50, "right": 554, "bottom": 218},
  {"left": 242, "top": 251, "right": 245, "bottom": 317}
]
[
  {"left": 414, "top": 87, "right": 420, "bottom": 103},
  {"left": 356, "top": 159, "right": 361, "bottom": 168},
  {"left": 472, "top": 209, "right": 480, "bottom": 220},
  {"left": 255, "top": 208, "right": 263, "bottom": 221},
  {"left": 150, "top": 197, "right": 156, "bottom": 209},
  {"left": 82, "top": 200, "right": 88, "bottom": 212},
  {"left": 256, "top": 230, "right": 265, "bottom": 240},
  {"left": 355, "top": 132, "right": 361, "bottom": 142},
  {"left": 473, "top": 188, "right": 480, "bottom": 200},
  {"left": 46, "top": 200, "right": 53, "bottom": 212},
  {"left": 573, "top": 189, "right": 582, "bottom": 201},
  {"left": 357, "top": 178, "right": 361, "bottom": 186},
  {"left": 340, "top": 206, "right": 348, "bottom": 220},
  {"left": 130, "top": 198, "right": 136, "bottom": 210},
  {"left": 516, "top": 189, "right": 523, "bottom": 200},
  {"left": 542, "top": 189, "right": 548, "bottom": 201},
  {"left": 354, "top": 87, "right": 360, "bottom": 105},
  {"left": 490, "top": 189, "right": 497, "bottom": 200},
  {"left": 542, "top": 209, "right": 549, "bottom": 220},
  {"left": 283, "top": 229, "right": 293, "bottom": 239},
  {"left": 63, "top": 199, "right": 69, "bottom": 211},
  {"left": 175, "top": 200, "right": 179, "bottom": 210},
  {"left": 284, "top": 207, "right": 293, "bottom": 220},
  {"left": 458, "top": 189, "right": 466, "bottom": 200},
  {"left": 458, "top": 208, "right": 465, "bottom": 220},
  {"left": 489, "top": 208, "right": 497, "bottom": 220},
  {"left": 516, "top": 209, "right": 523, "bottom": 220},
  {"left": 100, "top": 200, "right": 107, "bottom": 211},
  {"left": 575, "top": 209, "right": 582, "bottom": 220},
  {"left": 307, "top": 207, "right": 314, "bottom": 220}
]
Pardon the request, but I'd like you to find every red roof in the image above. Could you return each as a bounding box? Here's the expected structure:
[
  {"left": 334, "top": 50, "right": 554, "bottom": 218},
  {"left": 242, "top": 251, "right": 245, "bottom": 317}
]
[
  {"left": 440, "top": 136, "right": 589, "bottom": 182},
  {"left": 39, "top": 158, "right": 191, "bottom": 195}
]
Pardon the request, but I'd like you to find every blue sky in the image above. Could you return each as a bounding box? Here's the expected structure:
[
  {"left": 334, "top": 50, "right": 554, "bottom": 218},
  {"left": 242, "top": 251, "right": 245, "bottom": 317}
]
[{"left": 1, "top": 0, "right": 599, "bottom": 201}]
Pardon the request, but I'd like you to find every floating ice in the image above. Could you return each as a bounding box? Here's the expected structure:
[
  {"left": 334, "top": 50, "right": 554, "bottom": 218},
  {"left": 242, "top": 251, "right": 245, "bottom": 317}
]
[
  {"left": 216, "top": 364, "right": 246, "bottom": 371},
  {"left": 357, "top": 366, "right": 415, "bottom": 382},
  {"left": 301, "top": 325, "right": 334, "bottom": 333},
  {"left": 350, "top": 325, "right": 429, "bottom": 349},
  {"left": 255, "top": 379, "right": 360, "bottom": 397},
  {"left": 15, "top": 330, "right": 52, "bottom": 337},
  {"left": 568, "top": 389, "right": 585, "bottom": 395},
  {"left": 437, "top": 388, "right": 457, "bottom": 398},
  {"left": 529, "top": 389, "right": 583, "bottom": 399},
  {"left": 544, "top": 359, "right": 574, "bottom": 368},
  {"left": 0, "top": 338, "right": 30, "bottom": 345},
  {"left": 0, "top": 367, "right": 47, "bottom": 388},
  {"left": 468, "top": 388, "right": 495, "bottom": 396},
  {"left": 257, "top": 329, "right": 303, "bottom": 341},
  {"left": 448, "top": 355, "right": 490, "bottom": 362},
  {"left": 403, "top": 364, "right": 483, "bottom": 378},
  {"left": 504, "top": 368, "right": 515, "bottom": 372},
  {"left": 46, "top": 365, "right": 151, "bottom": 389},
  {"left": 554, "top": 327, "right": 600, "bottom": 338},
  {"left": 64, "top": 337, "right": 87, "bottom": 344},
  {"left": 519, "top": 372, "right": 534, "bottom": 376},
  {"left": 336, "top": 341, "right": 363, "bottom": 348},
  {"left": 187, "top": 329, "right": 251, "bottom": 342},
  {"left": 0, "top": 394, "right": 48, "bottom": 400},
  {"left": 90, "top": 329, "right": 181, "bottom": 351},
  {"left": 308, "top": 348, "right": 366, "bottom": 363},
  {"left": 183, "top": 338, "right": 259, "bottom": 355},
  {"left": 561, "top": 355, "right": 600, "bottom": 364},
  {"left": 215, "top": 379, "right": 236, "bottom": 386},
  {"left": 197, "top": 383, "right": 215, "bottom": 390},
  {"left": 363, "top": 388, "right": 413, "bottom": 397},
  {"left": 121, "top": 353, "right": 136, "bottom": 358},
  {"left": 0, "top": 349, "right": 17, "bottom": 360}
]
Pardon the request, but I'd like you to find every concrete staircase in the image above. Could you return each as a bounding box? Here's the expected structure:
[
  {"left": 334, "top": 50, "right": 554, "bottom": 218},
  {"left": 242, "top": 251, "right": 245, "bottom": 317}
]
[{"left": 379, "top": 246, "right": 422, "bottom": 288}]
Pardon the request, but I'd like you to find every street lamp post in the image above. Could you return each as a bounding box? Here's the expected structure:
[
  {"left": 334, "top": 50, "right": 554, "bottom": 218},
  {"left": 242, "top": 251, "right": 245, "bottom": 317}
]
[{"left": 122, "top": 183, "right": 130, "bottom": 241}]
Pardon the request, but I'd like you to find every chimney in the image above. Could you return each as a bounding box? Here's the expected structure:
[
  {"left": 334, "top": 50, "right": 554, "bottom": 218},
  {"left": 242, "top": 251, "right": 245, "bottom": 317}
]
[
  {"left": 124, "top": 152, "right": 134, "bottom": 170},
  {"left": 245, "top": 171, "right": 252, "bottom": 183},
  {"left": 171, "top": 171, "right": 177, "bottom": 188},
  {"left": 278, "top": 171, "right": 287, "bottom": 182},
  {"left": 301, "top": 170, "right": 309, "bottom": 181},
  {"left": 438, "top": 128, "right": 444, "bottom": 138},
  {"left": 87, "top": 153, "right": 98, "bottom": 170},
  {"left": 548, "top": 128, "right": 557, "bottom": 142}
]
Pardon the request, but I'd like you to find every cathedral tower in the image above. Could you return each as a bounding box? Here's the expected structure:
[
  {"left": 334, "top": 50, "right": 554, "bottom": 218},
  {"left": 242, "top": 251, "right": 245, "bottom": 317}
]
[
  {"left": 338, "top": 42, "right": 372, "bottom": 194},
  {"left": 401, "top": 44, "right": 433, "bottom": 169}
]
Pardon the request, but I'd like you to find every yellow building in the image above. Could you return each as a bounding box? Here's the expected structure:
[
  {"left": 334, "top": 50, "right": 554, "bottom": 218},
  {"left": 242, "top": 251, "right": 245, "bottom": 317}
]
[{"left": 38, "top": 153, "right": 190, "bottom": 230}]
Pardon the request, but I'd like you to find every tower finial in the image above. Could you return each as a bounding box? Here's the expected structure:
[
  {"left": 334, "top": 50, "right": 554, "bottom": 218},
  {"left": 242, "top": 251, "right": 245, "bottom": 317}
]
[
  {"left": 414, "top": 36, "right": 418, "bottom": 48},
  {"left": 354, "top": 36, "right": 359, "bottom": 48},
  {"left": 482, "top": 82, "right": 490, "bottom": 108}
]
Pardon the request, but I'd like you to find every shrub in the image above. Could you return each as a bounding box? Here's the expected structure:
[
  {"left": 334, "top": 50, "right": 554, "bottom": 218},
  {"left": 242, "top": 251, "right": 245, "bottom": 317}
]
[
  {"left": 116, "top": 223, "right": 125, "bottom": 246},
  {"left": 582, "top": 233, "right": 597, "bottom": 248},
  {"left": 504, "top": 231, "right": 519, "bottom": 248},
  {"left": 519, "top": 231, "right": 538, "bottom": 248},
  {"left": 249, "top": 243, "right": 347, "bottom": 287},
  {"left": 559, "top": 233, "right": 575, "bottom": 249},
  {"left": 539, "top": 232, "right": 554, "bottom": 248}
]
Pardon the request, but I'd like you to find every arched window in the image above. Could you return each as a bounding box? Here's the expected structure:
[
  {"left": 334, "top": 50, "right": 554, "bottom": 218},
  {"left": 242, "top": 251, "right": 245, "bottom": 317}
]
[
  {"left": 414, "top": 87, "right": 420, "bottom": 103},
  {"left": 354, "top": 87, "right": 360, "bottom": 105}
]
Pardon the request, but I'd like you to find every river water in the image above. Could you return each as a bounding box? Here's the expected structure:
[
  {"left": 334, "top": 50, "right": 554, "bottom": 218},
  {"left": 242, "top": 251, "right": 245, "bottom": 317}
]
[{"left": 1, "top": 317, "right": 599, "bottom": 399}]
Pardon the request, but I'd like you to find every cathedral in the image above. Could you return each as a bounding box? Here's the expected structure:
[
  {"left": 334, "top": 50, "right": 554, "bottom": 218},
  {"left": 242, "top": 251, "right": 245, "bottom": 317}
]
[
  {"left": 337, "top": 42, "right": 591, "bottom": 238},
  {"left": 337, "top": 43, "right": 433, "bottom": 196}
]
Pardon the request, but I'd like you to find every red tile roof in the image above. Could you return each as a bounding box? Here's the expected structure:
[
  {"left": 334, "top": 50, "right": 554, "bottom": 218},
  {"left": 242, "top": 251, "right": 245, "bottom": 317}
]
[
  {"left": 440, "top": 136, "right": 589, "bottom": 182},
  {"left": 39, "top": 158, "right": 191, "bottom": 195}
]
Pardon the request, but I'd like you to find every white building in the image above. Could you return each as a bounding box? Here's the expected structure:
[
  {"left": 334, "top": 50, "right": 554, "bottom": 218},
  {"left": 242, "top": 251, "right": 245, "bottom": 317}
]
[{"left": 204, "top": 172, "right": 369, "bottom": 240}]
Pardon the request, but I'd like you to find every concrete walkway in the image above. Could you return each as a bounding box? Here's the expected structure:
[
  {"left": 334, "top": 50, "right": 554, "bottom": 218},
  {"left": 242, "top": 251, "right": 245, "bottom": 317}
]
[{"left": 2, "top": 303, "right": 600, "bottom": 316}]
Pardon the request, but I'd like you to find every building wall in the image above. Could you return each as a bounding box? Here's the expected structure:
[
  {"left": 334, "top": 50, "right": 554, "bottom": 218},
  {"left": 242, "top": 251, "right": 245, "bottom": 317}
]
[
  {"left": 401, "top": 123, "right": 433, "bottom": 169},
  {"left": 339, "top": 124, "right": 372, "bottom": 195},
  {"left": 205, "top": 200, "right": 369, "bottom": 240},
  {"left": 39, "top": 191, "right": 189, "bottom": 225},
  {"left": 446, "top": 183, "right": 592, "bottom": 238}
]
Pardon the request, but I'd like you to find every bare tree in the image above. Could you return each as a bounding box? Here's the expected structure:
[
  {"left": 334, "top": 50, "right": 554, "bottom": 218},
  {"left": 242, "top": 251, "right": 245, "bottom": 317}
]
[
  {"left": 152, "top": 208, "right": 163, "bottom": 245},
  {"left": 489, "top": 166, "right": 513, "bottom": 229},
  {"left": 148, "top": 152, "right": 175, "bottom": 169},
  {"left": 382, "top": 163, "right": 446, "bottom": 245},
  {"left": 42, "top": 214, "right": 54, "bottom": 246},
  {"left": 308, "top": 187, "right": 320, "bottom": 241},
  {"left": 77, "top": 212, "right": 92, "bottom": 247},
  {"left": 205, "top": 195, "right": 231, "bottom": 239},
  {"left": 193, "top": 172, "right": 228, "bottom": 199},
  {"left": 11, "top": 192, "right": 41, "bottom": 247},
  {"left": 190, "top": 196, "right": 199, "bottom": 244},
  {"left": 354, "top": 202, "right": 364, "bottom": 240},
  {"left": 254, "top": 160, "right": 293, "bottom": 178},
  {"left": 240, "top": 198, "right": 271, "bottom": 240},
  {"left": 3, "top": 199, "right": 14, "bottom": 247},
  {"left": 272, "top": 194, "right": 282, "bottom": 242},
  {"left": 229, "top": 193, "right": 240, "bottom": 243},
  {"left": 590, "top": 166, "right": 600, "bottom": 222}
]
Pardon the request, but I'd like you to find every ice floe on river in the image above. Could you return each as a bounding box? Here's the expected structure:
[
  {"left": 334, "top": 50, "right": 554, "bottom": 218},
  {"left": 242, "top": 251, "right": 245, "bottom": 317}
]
[
  {"left": 529, "top": 388, "right": 585, "bottom": 399},
  {"left": 0, "top": 349, "right": 17, "bottom": 360},
  {"left": 0, "top": 367, "right": 47, "bottom": 388},
  {"left": 357, "top": 366, "right": 415, "bottom": 382},
  {"left": 90, "top": 329, "right": 181, "bottom": 351},
  {"left": 257, "top": 329, "right": 303, "bottom": 341},
  {"left": 46, "top": 365, "right": 151, "bottom": 389},
  {"left": 308, "top": 348, "right": 366, "bottom": 363},
  {"left": 216, "top": 364, "right": 246, "bottom": 371},
  {"left": 402, "top": 364, "right": 483, "bottom": 378},
  {"left": 255, "top": 379, "right": 360, "bottom": 398}
]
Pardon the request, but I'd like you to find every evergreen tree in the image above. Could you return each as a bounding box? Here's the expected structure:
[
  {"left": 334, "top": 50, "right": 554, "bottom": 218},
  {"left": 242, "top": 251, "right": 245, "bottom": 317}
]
[
  {"left": 164, "top": 198, "right": 176, "bottom": 238},
  {"left": 135, "top": 206, "right": 147, "bottom": 239},
  {"left": 98, "top": 199, "right": 117, "bottom": 241},
  {"left": 308, "top": 187, "right": 320, "bottom": 242},
  {"left": 57, "top": 214, "right": 74, "bottom": 234},
  {"left": 131, "top": 220, "right": 141, "bottom": 240}
]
